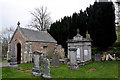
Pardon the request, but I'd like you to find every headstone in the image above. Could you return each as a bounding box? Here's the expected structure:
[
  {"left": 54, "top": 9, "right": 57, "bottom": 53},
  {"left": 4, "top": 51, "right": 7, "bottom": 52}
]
[
  {"left": 55, "top": 45, "right": 65, "bottom": 59},
  {"left": 32, "top": 51, "right": 43, "bottom": 76},
  {"left": 9, "top": 41, "right": 18, "bottom": 68},
  {"left": 101, "top": 52, "right": 107, "bottom": 61},
  {"left": 94, "top": 54, "right": 101, "bottom": 61},
  {"left": 42, "top": 57, "right": 51, "bottom": 78},
  {"left": 52, "top": 53, "right": 60, "bottom": 67}
]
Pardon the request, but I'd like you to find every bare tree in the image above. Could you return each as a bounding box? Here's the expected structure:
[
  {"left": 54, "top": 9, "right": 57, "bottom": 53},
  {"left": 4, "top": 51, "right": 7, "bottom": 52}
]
[
  {"left": 1, "top": 27, "right": 15, "bottom": 41},
  {"left": 28, "top": 6, "right": 52, "bottom": 31},
  {"left": 0, "top": 27, "right": 15, "bottom": 58}
]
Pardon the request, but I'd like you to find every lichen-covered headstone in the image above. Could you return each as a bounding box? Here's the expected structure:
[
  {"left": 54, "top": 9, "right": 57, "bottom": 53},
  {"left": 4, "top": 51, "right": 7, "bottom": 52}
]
[{"left": 42, "top": 57, "right": 51, "bottom": 78}]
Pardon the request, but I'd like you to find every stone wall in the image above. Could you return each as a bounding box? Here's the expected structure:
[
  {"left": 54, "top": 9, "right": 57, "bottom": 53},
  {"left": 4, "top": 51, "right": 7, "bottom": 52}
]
[{"left": 32, "top": 42, "right": 56, "bottom": 58}]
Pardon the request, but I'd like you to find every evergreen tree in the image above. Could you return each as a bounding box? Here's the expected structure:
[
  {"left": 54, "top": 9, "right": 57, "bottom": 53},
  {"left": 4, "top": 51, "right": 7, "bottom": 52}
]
[{"left": 86, "top": 2, "right": 117, "bottom": 50}]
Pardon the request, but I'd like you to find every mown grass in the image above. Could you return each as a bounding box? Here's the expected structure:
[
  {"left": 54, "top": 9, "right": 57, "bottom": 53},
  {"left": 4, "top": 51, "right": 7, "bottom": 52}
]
[
  {"left": 2, "top": 61, "right": 119, "bottom": 79},
  {"left": 0, "top": 58, "right": 7, "bottom": 62},
  {"left": 51, "top": 61, "right": 119, "bottom": 78}
]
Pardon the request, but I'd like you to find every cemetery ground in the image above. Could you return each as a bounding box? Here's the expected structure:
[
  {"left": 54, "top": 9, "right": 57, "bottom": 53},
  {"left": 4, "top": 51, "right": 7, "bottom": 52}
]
[{"left": 1, "top": 61, "right": 119, "bottom": 79}]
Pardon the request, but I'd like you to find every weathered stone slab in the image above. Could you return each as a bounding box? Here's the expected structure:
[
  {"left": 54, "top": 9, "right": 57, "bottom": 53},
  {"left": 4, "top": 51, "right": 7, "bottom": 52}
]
[
  {"left": 52, "top": 53, "right": 60, "bottom": 67},
  {"left": 42, "top": 57, "right": 51, "bottom": 78},
  {"left": 94, "top": 54, "right": 101, "bottom": 61}
]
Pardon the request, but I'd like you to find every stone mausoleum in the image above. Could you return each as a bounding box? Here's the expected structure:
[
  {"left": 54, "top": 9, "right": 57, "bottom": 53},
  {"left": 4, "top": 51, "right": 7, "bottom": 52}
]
[
  {"left": 7, "top": 23, "right": 57, "bottom": 63},
  {"left": 67, "top": 29, "right": 92, "bottom": 64}
]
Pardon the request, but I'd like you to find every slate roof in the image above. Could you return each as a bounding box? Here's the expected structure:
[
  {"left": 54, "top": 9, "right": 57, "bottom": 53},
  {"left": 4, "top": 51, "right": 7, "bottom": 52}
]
[{"left": 19, "top": 27, "right": 57, "bottom": 43}]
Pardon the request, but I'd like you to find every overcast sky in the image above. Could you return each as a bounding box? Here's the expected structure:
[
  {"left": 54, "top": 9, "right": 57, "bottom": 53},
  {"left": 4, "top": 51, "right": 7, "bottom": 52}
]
[{"left": 0, "top": 0, "right": 116, "bottom": 33}]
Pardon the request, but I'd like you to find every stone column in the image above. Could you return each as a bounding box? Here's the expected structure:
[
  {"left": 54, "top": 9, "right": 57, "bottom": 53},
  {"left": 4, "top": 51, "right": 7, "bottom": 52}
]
[
  {"left": 68, "top": 47, "right": 79, "bottom": 70},
  {"left": 24, "top": 42, "right": 29, "bottom": 63},
  {"left": 29, "top": 42, "right": 32, "bottom": 62},
  {"left": 27, "top": 43, "right": 30, "bottom": 63},
  {"left": 80, "top": 43, "right": 84, "bottom": 62},
  {"left": 67, "top": 46, "right": 70, "bottom": 59},
  {"left": 88, "top": 45, "right": 91, "bottom": 61}
]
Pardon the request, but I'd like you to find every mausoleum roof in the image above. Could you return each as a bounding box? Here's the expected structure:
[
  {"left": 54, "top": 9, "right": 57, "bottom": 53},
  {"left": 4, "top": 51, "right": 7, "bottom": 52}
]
[
  {"left": 10, "top": 26, "right": 57, "bottom": 43},
  {"left": 20, "top": 27, "right": 57, "bottom": 43}
]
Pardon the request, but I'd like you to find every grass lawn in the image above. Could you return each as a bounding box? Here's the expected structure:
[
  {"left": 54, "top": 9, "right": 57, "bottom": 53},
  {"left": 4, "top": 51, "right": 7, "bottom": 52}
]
[
  {"left": 0, "top": 58, "right": 7, "bottom": 62},
  {"left": 1, "top": 61, "right": 119, "bottom": 79}
]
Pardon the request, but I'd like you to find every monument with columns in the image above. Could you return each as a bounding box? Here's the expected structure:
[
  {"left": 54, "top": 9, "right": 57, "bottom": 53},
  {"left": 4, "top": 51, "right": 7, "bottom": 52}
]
[{"left": 67, "top": 29, "right": 92, "bottom": 66}]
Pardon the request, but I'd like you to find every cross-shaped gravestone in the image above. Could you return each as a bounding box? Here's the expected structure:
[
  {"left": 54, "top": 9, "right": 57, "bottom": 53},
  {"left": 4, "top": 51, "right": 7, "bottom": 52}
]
[{"left": 52, "top": 52, "right": 60, "bottom": 67}]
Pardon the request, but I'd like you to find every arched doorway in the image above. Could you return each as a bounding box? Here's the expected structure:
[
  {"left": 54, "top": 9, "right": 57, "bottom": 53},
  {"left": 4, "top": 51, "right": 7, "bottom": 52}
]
[{"left": 17, "top": 43, "right": 21, "bottom": 64}]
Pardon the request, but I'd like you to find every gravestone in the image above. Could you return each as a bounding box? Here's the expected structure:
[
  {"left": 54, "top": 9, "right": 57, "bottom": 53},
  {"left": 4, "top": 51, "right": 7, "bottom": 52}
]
[
  {"left": 68, "top": 47, "right": 79, "bottom": 70},
  {"left": 42, "top": 57, "right": 51, "bottom": 78},
  {"left": 94, "top": 54, "right": 101, "bottom": 61},
  {"left": 9, "top": 41, "right": 18, "bottom": 68},
  {"left": 55, "top": 45, "right": 65, "bottom": 59},
  {"left": 32, "top": 51, "right": 43, "bottom": 76},
  {"left": 52, "top": 52, "right": 60, "bottom": 67}
]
